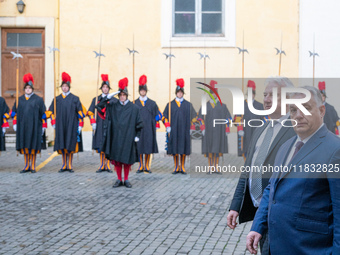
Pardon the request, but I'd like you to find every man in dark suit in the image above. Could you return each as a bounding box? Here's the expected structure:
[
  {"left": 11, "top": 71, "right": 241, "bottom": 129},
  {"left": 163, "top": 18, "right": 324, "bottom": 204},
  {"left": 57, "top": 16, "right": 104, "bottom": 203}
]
[
  {"left": 247, "top": 86, "right": 340, "bottom": 255},
  {"left": 227, "top": 77, "right": 296, "bottom": 254}
]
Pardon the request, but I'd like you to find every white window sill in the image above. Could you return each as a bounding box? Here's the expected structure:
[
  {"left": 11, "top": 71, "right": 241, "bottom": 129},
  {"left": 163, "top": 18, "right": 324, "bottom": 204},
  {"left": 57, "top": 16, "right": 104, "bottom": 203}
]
[{"left": 162, "top": 36, "right": 235, "bottom": 48}]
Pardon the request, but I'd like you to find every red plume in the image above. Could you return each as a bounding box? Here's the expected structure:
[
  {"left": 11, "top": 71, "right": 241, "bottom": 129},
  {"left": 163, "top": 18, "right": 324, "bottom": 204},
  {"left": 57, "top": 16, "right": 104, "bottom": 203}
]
[
  {"left": 210, "top": 80, "right": 217, "bottom": 89},
  {"left": 139, "top": 75, "right": 147, "bottom": 86},
  {"left": 101, "top": 74, "right": 109, "bottom": 82},
  {"left": 62, "top": 72, "right": 71, "bottom": 83},
  {"left": 23, "top": 73, "right": 34, "bottom": 84},
  {"left": 176, "top": 78, "right": 184, "bottom": 88},
  {"left": 119, "top": 77, "right": 128, "bottom": 90},
  {"left": 318, "top": 81, "right": 326, "bottom": 91},
  {"left": 247, "top": 80, "right": 256, "bottom": 90}
]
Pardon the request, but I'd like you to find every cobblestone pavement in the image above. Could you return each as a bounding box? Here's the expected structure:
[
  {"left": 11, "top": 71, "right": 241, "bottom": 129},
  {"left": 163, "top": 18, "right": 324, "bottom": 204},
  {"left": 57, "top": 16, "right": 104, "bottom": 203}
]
[{"left": 0, "top": 147, "right": 256, "bottom": 255}]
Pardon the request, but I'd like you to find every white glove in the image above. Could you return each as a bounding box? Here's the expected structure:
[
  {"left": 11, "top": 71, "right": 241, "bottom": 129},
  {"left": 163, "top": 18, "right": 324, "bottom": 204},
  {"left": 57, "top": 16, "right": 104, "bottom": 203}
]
[
  {"left": 42, "top": 127, "right": 46, "bottom": 135},
  {"left": 2, "top": 127, "right": 6, "bottom": 135},
  {"left": 92, "top": 123, "right": 97, "bottom": 131},
  {"left": 202, "top": 130, "right": 205, "bottom": 136},
  {"left": 226, "top": 132, "right": 229, "bottom": 136},
  {"left": 238, "top": 130, "right": 244, "bottom": 137},
  {"left": 78, "top": 126, "right": 82, "bottom": 133},
  {"left": 107, "top": 91, "right": 120, "bottom": 99},
  {"left": 13, "top": 124, "right": 17, "bottom": 132},
  {"left": 52, "top": 124, "right": 55, "bottom": 129},
  {"left": 134, "top": 137, "right": 139, "bottom": 142},
  {"left": 166, "top": 127, "right": 171, "bottom": 133}
]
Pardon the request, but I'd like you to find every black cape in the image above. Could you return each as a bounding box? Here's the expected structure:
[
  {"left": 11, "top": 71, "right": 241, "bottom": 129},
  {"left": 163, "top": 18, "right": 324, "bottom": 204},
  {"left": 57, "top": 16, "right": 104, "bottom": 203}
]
[
  {"left": 0, "top": 97, "right": 9, "bottom": 151},
  {"left": 198, "top": 101, "right": 231, "bottom": 154},
  {"left": 163, "top": 99, "right": 196, "bottom": 155},
  {"left": 12, "top": 94, "right": 47, "bottom": 152},
  {"left": 97, "top": 99, "right": 143, "bottom": 165},
  {"left": 49, "top": 93, "right": 84, "bottom": 152},
  {"left": 88, "top": 95, "right": 107, "bottom": 151},
  {"left": 238, "top": 99, "right": 264, "bottom": 157},
  {"left": 134, "top": 98, "right": 159, "bottom": 154},
  {"left": 324, "top": 102, "right": 339, "bottom": 134}
]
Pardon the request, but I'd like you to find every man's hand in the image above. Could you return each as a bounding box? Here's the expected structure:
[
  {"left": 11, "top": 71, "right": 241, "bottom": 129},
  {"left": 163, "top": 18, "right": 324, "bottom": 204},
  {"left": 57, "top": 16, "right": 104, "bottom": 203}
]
[
  {"left": 42, "top": 127, "right": 46, "bottom": 135},
  {"left": 78, "top": 126, "right": 82, "bottom": 133},
  {"left": 92, "top": 123, "right": 97, "bottom": 131},
  {"left": 227, "top": 210, "right": 239, "bottom": 229},
  {"left": 246, "top": 231, "right": 262, "bottom": 254},
  {"left": 202, "top": 130, "right": 205, "bottom": 136},
  {"left": 2, "top": 127, "right": 6, "bottom": 136},
  {"left": 52, "top": 124, "right": 55, "bottom": 129},
  {"left": 13, "top": 124, "right": 17, "bottom": 132},
  {"left": 166, "top": 127, "right": 171, "bottom": 133},
  {"left": 134, "top": 137, "right": 139, "bottom": 142}
]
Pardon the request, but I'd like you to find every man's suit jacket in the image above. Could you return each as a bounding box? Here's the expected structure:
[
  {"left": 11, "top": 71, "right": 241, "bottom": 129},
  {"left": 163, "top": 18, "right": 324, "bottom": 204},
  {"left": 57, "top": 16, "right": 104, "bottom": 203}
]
[
  {"left": 251, "top": 125, "right": 340, "bottom": 255},
  {"left": 229, "top": 121, "right": 296, "bottom": 223}
]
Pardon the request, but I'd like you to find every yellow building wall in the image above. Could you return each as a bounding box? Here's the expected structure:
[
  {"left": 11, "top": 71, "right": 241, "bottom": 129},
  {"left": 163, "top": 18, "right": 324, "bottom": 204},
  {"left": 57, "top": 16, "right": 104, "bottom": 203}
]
[{"left": 0, "top": 0, "right": 299, "bottom": 132}]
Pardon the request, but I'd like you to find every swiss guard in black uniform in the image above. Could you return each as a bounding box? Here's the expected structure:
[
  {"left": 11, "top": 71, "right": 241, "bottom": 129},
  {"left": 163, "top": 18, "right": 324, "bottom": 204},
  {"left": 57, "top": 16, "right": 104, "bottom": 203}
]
[
  {"left": 234, "top": 80, "right": 264, "bottom": 158},
  {"left": 135, "top": 75, "right": 162, "bottom": 174},
  {"left": 47, "top": 72, "right": 87, "bottom": 172},
  {"left": 163, "top": 78, "right": 197, "bottom": 174},
  {"left": 96, "top": 78, "right": 143, "bottom": 188},
  {"left": 0, "top": 96, "right": 10, "bottom": 152},
  {"left": 87, "top": 74, "right": 113, "bottom": 173},
  {"left": 11, "top": 73, "right": 47, "bottom": 173},
  {"left": 319, "top": 81, "right": 340, "bottom": 135},
  {"left": 197, "top": 80, "right": 232, "bottom": 172}
]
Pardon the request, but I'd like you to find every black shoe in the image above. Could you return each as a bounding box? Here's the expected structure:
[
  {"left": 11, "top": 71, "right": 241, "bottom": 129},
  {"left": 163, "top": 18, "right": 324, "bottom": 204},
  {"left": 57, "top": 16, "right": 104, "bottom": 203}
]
[
  {"left": 58, "top": 169, "right": 65, "bottom": 173},
  {"left": 20, "top": 169, "right": 30, "bottom": 173},
  {"left": 68, "top": 169, "right": 74, "bottom": 173},
  {"left": 31, "top": 170, "right": 36, "bottom": 173},
  {"left": 112, "top": 180, "right": 123, "bottom": 188},
  {"left": 124, "top": 180, "right": 132, "bottom": 188},
  {"left": 180, "top": 170, "right": 187, "bottom": 175},
  {"left": 144, "top": 170, "right": 152, "bottom": 174},
  {"left": 96, "top": 169, "right": 104, "bottom": 173},
  {"left": 136, "top": 169, "right": 144, "bottom": 173},
  {"left": 172, "top": 171, "right": 178, "bottom": 175},
  {"left": 106, "top": 169, "right": 113, "bottom": 173}
]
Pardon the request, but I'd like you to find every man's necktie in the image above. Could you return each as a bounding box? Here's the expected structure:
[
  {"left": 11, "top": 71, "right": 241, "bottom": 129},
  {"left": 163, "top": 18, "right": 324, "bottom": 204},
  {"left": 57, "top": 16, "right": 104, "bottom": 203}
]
[{"left": 288, "top": 141, "right": 304, "bottom": 165}]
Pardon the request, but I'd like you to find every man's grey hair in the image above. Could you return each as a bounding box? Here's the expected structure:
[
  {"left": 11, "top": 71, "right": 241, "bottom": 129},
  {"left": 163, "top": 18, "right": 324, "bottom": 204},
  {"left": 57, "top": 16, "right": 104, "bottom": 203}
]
[
  {"left": 265, "top": 76, "right": 295, "bottom": 88},
  {"left": 290, "top": 86, "right": 323, "bottom": 107}
]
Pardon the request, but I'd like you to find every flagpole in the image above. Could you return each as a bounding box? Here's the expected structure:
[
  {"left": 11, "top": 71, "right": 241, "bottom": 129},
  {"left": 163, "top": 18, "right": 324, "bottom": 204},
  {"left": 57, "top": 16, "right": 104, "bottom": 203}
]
[
  {"left": 94, "top": 35, "right": 103, "bottom": 123},
  {"left": 15, "top": 34, "right": 19, "bottom": 109},
  {"left": 133, "top": 34, "right": 135, "bottom": 103},
  {"left": 313, "top": 34, "right": 315, "bottom": 87},
  {"left": 279, "top": 32, "right": 283, "bottom": 75},
  {"left": 169, "top": 41, "right": 172, "bottom": 125},
  {"left": 242, "top": 31, "right": 245, "bottom": 93}
]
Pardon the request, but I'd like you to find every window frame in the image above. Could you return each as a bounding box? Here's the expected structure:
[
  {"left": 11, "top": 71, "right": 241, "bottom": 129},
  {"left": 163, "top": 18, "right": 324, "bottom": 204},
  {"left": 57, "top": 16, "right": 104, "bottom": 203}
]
[
  {"left": 172, "top": 0, "right": 225, "bottom": 37},
  {"left": 161, "top": 0, "right": 235, "bottom": 48}
]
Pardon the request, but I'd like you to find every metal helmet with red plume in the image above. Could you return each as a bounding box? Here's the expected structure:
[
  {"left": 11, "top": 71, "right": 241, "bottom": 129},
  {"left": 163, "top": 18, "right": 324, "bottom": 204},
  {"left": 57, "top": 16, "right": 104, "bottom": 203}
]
[
  {"left": 118, "top": 77, "right": 129, "bottom": 95},
  {"left": 100, "top": 74, "right": 111, "bottom": 90},
  {"left": 61, "top": 72, "right": 71, "bottom": 88},
  {"left": 139, "top": 74, "right": 147, "bottom": 92},
  {"left": 318, "top": 81, "right": 326, "bottom": 97},
  {"left": 175, "top": 78, "right": 185, "bottom": 94},
  {"left": 23, "top": 73, "right": 34, "bottom": 90}
]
